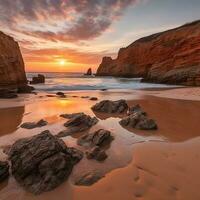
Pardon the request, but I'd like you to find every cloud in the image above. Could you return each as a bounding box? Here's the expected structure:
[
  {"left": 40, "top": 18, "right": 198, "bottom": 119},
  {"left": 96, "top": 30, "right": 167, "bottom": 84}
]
[
  {"left": 0, "top": 0, "right": 139, "bottom": 42},
  {"left": 22, "top": 47, "right": 115, "bottom": 65}
]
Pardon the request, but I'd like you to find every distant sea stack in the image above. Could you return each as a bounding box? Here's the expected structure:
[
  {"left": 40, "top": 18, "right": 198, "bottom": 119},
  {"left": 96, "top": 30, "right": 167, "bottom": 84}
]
[
  {"left": 0, "top": 31, "right": 27, "bottom": 88},
  {"left": 85, "top": 68, "right": 92, "bottom": 76},
  {"left": 96, "top": 20, "right": 200, "bottom": 86}
]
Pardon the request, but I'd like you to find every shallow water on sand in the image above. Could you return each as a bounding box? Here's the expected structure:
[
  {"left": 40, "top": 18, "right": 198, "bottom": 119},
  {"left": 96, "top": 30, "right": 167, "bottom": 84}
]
[{"left": 1, "top": 90, "right": 200, "bottom": 200}]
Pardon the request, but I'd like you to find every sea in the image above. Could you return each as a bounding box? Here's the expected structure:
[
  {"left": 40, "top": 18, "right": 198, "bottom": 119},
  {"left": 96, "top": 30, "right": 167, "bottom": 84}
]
[{"left": 26, "top": 72, "right": 178, "bottom": 92}]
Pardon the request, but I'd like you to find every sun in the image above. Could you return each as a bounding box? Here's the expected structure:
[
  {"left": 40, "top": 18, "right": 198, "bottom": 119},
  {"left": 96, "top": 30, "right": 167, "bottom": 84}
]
[{"left": 58, "top": 60, "right": 66, "bottom": 66}]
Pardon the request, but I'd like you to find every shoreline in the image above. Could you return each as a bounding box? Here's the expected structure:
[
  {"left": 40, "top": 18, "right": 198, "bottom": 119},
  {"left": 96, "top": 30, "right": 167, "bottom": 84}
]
[{"left": 1, "top": 86, "right": 200, "bottom": 199}]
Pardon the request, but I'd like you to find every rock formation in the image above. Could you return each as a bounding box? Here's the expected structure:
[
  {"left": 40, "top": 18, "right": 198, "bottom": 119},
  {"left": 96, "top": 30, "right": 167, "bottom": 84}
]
[
  {"left": 96, "top": 20, "right": 200, "bottom": 86},
  {"left": 84, "top": 68, "right": 92, "bottom": 75},
  {"left": 8, "top": 130, "right": 83, "bottom": 194},
  {"left": 0, "top": 31, "right": 27, "bottom": 88},
  {"left": 30, "top": 74, "right": 45, "bottom": 84},
  {"left": 57, "top": 113, "right": 98, "bottom": 137},
  {"left": 91, "top": 99, "right": 128, "bottom": 113},
  {"left": 120, "top": 105, "right": 157, "bottom": 130},
  {"left": 0, "top": 161, "right": 9, "bottom": 182}
]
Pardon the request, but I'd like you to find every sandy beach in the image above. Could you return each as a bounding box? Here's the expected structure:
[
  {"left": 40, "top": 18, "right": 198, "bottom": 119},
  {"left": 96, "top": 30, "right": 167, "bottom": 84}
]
[{"left": 0, "top": 87, "right": 200, "bottom": 200}]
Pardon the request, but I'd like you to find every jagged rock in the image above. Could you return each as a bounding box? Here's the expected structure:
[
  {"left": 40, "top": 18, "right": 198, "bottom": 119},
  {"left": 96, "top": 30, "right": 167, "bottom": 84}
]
[
  {"left": 91, "top": 99, "right": 128, "bottom": 113},
  {"left": 60, "top": 112, "right": 84, "bottom": 119},
  {"left": 75, "top": 171, "right": 104, "bottom": 186},
  {"left": 20, "top": 119, "right": 48, "bottom": 129},
  {"left": 0, "top": 89, "right": 18, "bottom": 99},
  {"left": 30, "top": 74, "right": 45, "bottom": 84},
  {"left": 90, "top": 97, "right": 98, "bottom": 101},
  {"left": 128, "top": 104, "right": 146, "bottom": 116},
  {"left": 84, "top": 68, "right": 92, "bottom": 76},
  {"left": 96, "top": 20, "right": 200, "bottom": 86},
  {"left": 119, "top": 113, "right": 157, "bottom": 130},
  {"left": 81, "top": 96, "right": 89, "bottom": 98},
  {"left": 56, "top": 92, "right": 66, "bottom": 97},
  {"left": 77, "top": 129, "right": 112, "bottom": 147},
  {"left": 17, "top": 85, "right": 35, "bottom": 93},
  {"left": 57, "top": 113, "right": 98, "bottom": 137},
  {"left": 135, "top": 118, "right": 158, "bottom": 130},
  {"left": 8, "top": 130, "right": 83, "bottom": 194},
  {"left": 0, "top": 161, "right": 9, "bottom": 182},
  {"left": 86, "top": 146, "right": 108, "bottom": 161},
  {"left": 77, "top": 129, "right": 112, "bottom": 161}
]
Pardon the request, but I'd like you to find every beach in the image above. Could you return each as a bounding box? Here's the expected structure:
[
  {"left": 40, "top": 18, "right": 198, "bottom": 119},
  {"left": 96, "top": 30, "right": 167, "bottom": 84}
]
[{"left": 1, "top": 86, "right": 200, "bottom": 199}]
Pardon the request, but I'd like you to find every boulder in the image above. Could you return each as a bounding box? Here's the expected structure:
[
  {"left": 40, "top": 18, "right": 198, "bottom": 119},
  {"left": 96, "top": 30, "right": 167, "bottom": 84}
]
[
  {"left": 77, "top": 129, "right": 112, "bottom": 161},
  {"left": 56, "top": 92, "right": 66, "bottom": 97},
  {"left": 60, "top": 112, "right": 84, "bottom": 119},
  {"left": 119, "top": 113, "right": 157, "bottom": 130},
  {"left": 30, "top": 74, "right": 45, "bottom": 84},
  {"left": 0, "top": 161, "right": 9, "bottom": 182},
  {"left": 8, "top": 130, "right": 83, "bottom": 194},
  {"left": 90, "top": 97, "right": 98, "bottom": 101},
  {"left": 57, "top": 113, "right": 98, "bottom": 137},
  {"left": 128, "top": 104, "right": 146, "bottom": 116},
  {"left": 17, "top": 85, "right": 35, "bottom": 93},
  {"left": 86, "top": 146, "right": 108, "bottom": 161},
  {"left": 91, "top": 99, "right": 128, "bottom": 113},
  {"left": 20, "top": 119, "right": 48, "bottom": 129},
  {"left": 77, "top": 129, "right": 112, "bottom": 147}
]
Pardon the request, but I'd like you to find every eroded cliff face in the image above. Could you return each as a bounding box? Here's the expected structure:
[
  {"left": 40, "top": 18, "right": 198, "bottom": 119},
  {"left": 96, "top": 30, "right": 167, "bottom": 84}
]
[
  {"left": 0, "top": 31, "right": 27, "bottom": 88},
  {"left": 97, "top": 20, "right": 200, "bottom": 85}
]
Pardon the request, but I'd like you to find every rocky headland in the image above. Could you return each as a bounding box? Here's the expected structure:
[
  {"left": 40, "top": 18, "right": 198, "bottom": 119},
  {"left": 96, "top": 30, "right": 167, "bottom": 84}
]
[
  {"left": 0, "top": 31, "right": 33, "bottom": 97},
  {"left": 96, "top": 20, "right": 200, "bottom": 86}
]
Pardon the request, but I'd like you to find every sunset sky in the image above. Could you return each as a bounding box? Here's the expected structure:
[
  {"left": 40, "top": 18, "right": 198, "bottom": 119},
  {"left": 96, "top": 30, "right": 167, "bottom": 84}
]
[{"left": 0, "top": 0, "right": 200, "bottom": 73}]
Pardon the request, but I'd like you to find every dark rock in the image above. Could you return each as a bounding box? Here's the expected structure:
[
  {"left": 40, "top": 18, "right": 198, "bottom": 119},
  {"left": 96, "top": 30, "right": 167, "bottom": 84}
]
[
  {"left": 90, "top": 97, "right": 98, "bottom": 101},
  {"left": 57, "top": 113, "right": 98, "bottom": 137},
  {"left": 81, "top": 96, "right": 89, "bottom": 98},
  {"left": 135, "top": 118, "right": 158, "bottom": 130},
  {"left": 75, "top": 171, "right": 104, "bottom": 186},
  {"left": 0, "top": 89, "right": 18, "bottom": 99},
  {"left": 128, "top": 104, "right": 146, "bottom": 116},
  {"left": 77, "top": 129, "right": 112, "bottom": 147},
  {"left": 17, "top": 85, "right": 35, "bottom": 93},
  {"left": 56, "top": 92, "right": 66, "bottom": 97},
  {"left": 91, "top": 99, "right": 128, "bottom": 113},
  {"left": 119, "top": 113, "right": 157, "bottom": 130},
  {"left": 84, "top": 68, "right": 92, "bottom": 76},
  {"left": 30, "top": 74, "right": 45, "bottom": 84},
  {"left": 60, "top": 112, "right": 84, "bottom": 119},
  {"left": 20, "top": 119, "right": 48, "bottom": 129},
  {"left": 86, "top": 147, "right": 108, "bottom": 161},
  {"left": 0, "top": 161, "right": 9, "bottom": 182},
  {"left": 8, "top": 130, "right": 83, "bottom": 194}
]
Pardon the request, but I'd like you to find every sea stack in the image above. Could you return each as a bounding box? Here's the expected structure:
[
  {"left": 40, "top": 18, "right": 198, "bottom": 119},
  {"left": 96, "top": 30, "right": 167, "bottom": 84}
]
[
  {"left": 96, "top": 20, "right": 200, "bottom": 86},
  {"left": 0, "top": 31, "right": 27, "bottom": 88},
  {"left": 85, "top": 68, "right": 92, "bottom": 76}
]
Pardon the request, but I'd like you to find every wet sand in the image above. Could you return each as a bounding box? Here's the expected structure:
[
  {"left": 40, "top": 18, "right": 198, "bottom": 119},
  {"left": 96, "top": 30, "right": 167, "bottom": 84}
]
[{"left": 1, "top": 87, "right": 200, "bottom": 200}]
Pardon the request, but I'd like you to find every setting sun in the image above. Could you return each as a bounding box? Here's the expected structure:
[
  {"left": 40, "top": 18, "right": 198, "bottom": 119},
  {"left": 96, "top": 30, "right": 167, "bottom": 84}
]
[{"left": 58, "top": 60, "right": 66, "bottom": 66}]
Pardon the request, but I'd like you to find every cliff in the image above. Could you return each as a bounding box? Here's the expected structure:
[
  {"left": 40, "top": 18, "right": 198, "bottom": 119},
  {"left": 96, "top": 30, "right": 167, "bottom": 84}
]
[
  {"left": 0, "top": 31, "right": 27, "bottom": 88},
  {"left": 96, "top": 20, "right": 200, "bottom": 86}
]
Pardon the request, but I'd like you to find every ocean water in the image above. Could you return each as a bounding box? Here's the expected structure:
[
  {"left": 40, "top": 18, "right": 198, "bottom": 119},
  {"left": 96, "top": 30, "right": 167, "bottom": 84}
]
[{"left": 26, "top": 72, "right": 178, "bottom": 92}]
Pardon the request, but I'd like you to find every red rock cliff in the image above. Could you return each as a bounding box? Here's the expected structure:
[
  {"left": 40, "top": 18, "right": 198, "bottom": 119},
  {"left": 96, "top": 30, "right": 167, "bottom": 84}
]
[
  {"left": 0, "top": 31, "right": 27, "bottom": 88},
  {"left": 96, "top": 20, "right": 200, "bottom": 86}
]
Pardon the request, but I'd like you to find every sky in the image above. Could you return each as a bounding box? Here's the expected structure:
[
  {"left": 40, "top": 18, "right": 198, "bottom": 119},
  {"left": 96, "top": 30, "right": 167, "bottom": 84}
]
[{"left": 0, "top": 0, "right": 200, "bottom": 73}]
